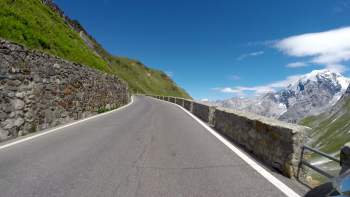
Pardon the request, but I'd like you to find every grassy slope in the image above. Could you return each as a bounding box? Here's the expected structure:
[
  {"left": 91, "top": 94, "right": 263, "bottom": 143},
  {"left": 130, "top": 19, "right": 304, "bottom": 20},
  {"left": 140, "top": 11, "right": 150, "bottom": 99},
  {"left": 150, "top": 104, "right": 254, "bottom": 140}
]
[
  {"left": 0, "top": 0, "right": 192, "bottom": 99},
  {"left": 299, "top": 95, "right": 350, "bottom": 182},
  {"left": 92, "top": 40, "right": 192, "bottom": 98},
  {"left": 299, "top": 96, "right": 350, "bottom": 154}
]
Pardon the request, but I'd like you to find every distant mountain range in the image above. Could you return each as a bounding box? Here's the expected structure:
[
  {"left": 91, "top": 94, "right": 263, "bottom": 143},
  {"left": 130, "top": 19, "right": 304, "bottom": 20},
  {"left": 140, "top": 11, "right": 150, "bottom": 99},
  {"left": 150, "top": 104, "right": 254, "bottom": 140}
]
[{"left": 202, "top": 70, "right": 350, "bottom": 123}]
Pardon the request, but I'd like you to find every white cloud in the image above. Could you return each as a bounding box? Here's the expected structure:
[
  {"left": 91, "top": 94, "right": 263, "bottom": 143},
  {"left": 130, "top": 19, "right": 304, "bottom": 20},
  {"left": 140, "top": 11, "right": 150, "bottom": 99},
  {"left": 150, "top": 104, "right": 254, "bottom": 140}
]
[
  {"left": 266, "top": 75, "right": 303, "bottom": 88},
  {"left": 237, "top": 51, "right": 264, "bottom": 60},
  {"left": 236, "top": 54, "right": 247, "bottom": 60},
  {"left": 240, "top": 40, "right": 278, "bottom": 47},
  {"left": 274, "top": 26, "right": 350, "bottom": 73},
  {"left": 222, "top": 26, "right": 350, "bottom": 97},
  {"left": 229, "top": 75, "right": 240, "bottom": 80},
  {"left": 325, "top": 64, "right": 348, "bottom": 73},
  {"left": 250, "top": 51, "right": 264, "bottom": 56},
  {"left": 164, "top": 71, "right": 173, "bottom": 77},
  {"left": 333, "top": 1, "right": 350, "bottom": 13},
  {"left": 213, "top": 74, "right": 302, "bottom": 96},
  {"left": 286, "top": 62, "right": 308, "bottom": 68}
]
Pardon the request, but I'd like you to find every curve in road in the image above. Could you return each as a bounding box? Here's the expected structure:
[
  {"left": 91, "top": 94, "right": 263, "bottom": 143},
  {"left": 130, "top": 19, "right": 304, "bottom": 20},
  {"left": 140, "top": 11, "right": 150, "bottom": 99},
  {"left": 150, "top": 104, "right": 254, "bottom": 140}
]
[{"left": 0, "top": 95, "right": 307, "bottom": 196}]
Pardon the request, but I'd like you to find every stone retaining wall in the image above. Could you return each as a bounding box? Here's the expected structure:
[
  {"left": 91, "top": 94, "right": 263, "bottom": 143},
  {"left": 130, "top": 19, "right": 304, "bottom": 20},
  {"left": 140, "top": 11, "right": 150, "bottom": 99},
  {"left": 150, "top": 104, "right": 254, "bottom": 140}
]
[
  {"left": 147, "top": 95, "right": 312, "bottom": 179},
  {"left": 169, "top": 97, "right": 176, "bottom": 103},
  {"left": 192, "top": 102, "right": 216, "bottom": 125},
  {"left": 214, "top": 108, "right": 311, "bottom": 178},
  {"left": 176, "top": 98, "right": 184, "bottom": 107},
  {"left": 340, "top": 142, "right": 350, "bottom": 174},
  {"left": 184, "top": 99, "right": 193, "bottom": 112},
  {"left": 0, "top": 39, "right": 130, "bottom": 143}
]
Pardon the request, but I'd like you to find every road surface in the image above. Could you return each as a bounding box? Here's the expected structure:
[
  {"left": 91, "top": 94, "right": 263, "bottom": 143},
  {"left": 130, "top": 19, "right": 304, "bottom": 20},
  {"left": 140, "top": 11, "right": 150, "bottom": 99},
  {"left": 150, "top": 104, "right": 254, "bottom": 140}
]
[{"left": 0, "top": 95, "right": 308, "bottom": 196}]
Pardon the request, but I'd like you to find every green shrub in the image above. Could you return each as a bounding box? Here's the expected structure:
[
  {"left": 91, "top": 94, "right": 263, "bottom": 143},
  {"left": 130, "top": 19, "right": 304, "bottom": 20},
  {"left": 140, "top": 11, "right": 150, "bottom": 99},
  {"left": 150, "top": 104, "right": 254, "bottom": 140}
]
[
  {"left": 110, "top": 105, "right": 119, "bottom": 110},
  {"left": 29, "top": 124, "right": 37, "bottom": 133},
  {"left": 98, "top": 108, "right": 109, "bottom": 114},
  {"left": 98, "top": 105, "right": 119, "bottom": 113}
]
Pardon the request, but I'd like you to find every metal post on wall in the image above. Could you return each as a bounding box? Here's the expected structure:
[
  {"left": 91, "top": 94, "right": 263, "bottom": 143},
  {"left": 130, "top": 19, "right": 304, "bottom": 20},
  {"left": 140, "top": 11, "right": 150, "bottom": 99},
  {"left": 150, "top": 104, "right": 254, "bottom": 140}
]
[{"left": 340, "top": 142, "right": 350, "bottom": 175}]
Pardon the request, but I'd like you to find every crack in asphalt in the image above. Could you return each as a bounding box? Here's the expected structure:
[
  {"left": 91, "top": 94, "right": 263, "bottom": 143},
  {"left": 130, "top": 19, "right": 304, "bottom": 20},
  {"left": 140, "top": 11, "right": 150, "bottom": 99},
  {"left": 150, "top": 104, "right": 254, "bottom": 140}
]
[{"left": 112, "top": 106, "right": 159, "bottom": 197}]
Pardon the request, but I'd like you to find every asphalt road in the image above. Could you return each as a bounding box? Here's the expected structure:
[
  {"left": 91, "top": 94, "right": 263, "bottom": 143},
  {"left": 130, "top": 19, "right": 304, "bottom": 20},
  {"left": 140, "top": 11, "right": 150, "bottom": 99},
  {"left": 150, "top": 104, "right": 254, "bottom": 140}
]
[{"left": 0, "top": 95, "right": 308, "bottom": 197}]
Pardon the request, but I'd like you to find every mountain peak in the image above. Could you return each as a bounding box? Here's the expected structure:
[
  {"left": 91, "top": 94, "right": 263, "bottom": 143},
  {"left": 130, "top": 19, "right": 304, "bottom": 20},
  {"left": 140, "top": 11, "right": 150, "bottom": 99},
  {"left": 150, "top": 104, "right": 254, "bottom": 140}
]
[
  {"left": 300, "top": 70, "right": 334, "bottom": 83},
  {"left": 287, "top": 70, "right": 349, "bottom": 94},
  {"left": 203, "top": 70, "right": 350, "bottom": 123}
]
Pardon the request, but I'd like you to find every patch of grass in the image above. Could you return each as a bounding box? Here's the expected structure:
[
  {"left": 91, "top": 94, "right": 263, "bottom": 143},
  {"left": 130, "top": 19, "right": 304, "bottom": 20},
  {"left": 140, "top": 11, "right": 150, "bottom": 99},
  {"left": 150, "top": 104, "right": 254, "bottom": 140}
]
[
  {"left": 0, "top": 0, "right": 113, "bottom": 74},
  {"left": 98, "top": 105, "right": 119, "bottom": 113},
  {"left": 110, "top": 105, "right": 118, "bottom": 110},
  {"left": 299, "top": 96, "right": 350, "bottom": 184},
  {"left": 28, "top": 124, "right": 37, "bottom": 133},
  {"left": 108, "top": 56, "right": 192, "bottom": 98},
  {"left": 298, "top": 115, "right": 316, "bottom": 126},
  {"left": 0, "top": 0, "right": 192, "bottom": 99},
  {"left": 98, "top": 108, "right": 109, "bottom": 114}
]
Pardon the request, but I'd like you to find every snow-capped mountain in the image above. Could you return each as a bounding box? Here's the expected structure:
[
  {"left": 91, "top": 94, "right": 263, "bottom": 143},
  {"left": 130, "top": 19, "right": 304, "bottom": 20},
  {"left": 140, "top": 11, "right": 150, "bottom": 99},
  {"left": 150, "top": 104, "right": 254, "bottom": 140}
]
[
  {"left": 203, "top": 70, "right": 350, "bottom": 123},
  {"left": 200, "top": 98, "right": 211, "bottom": 102}
]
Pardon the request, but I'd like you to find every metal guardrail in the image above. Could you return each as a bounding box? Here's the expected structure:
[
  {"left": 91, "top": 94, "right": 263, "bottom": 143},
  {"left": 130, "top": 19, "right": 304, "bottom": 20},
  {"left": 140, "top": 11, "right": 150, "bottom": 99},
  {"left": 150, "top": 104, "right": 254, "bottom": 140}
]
[{"left": 301, "top": 145, "right": 340, "bottom": 179}]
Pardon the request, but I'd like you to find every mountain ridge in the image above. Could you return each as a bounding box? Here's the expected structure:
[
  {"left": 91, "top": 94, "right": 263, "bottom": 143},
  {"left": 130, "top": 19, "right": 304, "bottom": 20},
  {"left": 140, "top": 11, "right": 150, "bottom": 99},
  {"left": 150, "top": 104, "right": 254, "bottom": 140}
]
[
  {"left": 0, "top": 0, "right": 192, "bottom": 99},
  {"left": 202, "top": 70, "right": 349, "bottom": 123}
]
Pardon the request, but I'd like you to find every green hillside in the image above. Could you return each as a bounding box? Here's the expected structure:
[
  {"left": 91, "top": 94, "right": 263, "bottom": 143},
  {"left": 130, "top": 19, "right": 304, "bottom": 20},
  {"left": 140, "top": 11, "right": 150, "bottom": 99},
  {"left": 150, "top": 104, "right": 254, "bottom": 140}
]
[
  {"left": 299, "top": 95, "right": 350, "bottom": 182},
  {"left": 0, "top": 0, "right": 192, "bottom": 99}
]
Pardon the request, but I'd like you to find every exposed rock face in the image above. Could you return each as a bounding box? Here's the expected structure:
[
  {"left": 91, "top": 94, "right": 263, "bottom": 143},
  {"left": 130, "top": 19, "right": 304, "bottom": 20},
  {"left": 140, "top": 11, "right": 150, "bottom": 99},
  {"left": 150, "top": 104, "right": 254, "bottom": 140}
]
[
  {"left": 40, "top": 0, "right": 104, "bottom": 59},
  {"left": 340, "top": 84, "right": 350, "bottom": 101},
  {"left": 0, "top": 39, "right": 130, "bottom": 142},
  {"left": 203, "top": 70, "right": 350, "bottom": 123}
]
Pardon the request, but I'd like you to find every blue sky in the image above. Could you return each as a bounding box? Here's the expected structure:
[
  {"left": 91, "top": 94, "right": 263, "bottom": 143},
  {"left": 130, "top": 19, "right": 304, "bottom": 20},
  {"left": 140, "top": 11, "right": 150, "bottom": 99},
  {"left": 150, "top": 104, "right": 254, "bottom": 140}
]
[{"left": 54, "top": 0, "right": 350, "bottom": 100}]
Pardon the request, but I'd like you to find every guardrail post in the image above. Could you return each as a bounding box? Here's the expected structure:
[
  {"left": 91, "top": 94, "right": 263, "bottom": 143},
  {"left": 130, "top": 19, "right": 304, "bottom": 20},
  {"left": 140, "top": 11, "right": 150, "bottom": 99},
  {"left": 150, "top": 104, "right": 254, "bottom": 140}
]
[{"left": 340, "top": 142, "right": 350, "bottom": 174}]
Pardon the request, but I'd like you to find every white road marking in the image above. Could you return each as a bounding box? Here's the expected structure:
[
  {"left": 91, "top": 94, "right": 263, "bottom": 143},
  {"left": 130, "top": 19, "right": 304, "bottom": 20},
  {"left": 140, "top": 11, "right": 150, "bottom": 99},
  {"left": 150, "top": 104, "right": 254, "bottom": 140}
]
[
  {"left": 150, "top": 97, "right": 301, "bottom": 197},
  {"left": 1, "top": 95, "right": 301, "bottom": 197},
  {"left": 0, "top": 96, "right": 134, "bottom": 150}
]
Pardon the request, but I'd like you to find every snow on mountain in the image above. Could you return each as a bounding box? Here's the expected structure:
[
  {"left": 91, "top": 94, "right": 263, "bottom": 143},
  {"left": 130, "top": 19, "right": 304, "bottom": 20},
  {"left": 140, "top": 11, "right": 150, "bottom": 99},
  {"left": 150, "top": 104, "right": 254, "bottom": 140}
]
[
  {"left": 200, "top": 98, "right": 210, "bottom": 102},
  {"left": 202, "top": 70, "right": 350, "bottom": 123}
]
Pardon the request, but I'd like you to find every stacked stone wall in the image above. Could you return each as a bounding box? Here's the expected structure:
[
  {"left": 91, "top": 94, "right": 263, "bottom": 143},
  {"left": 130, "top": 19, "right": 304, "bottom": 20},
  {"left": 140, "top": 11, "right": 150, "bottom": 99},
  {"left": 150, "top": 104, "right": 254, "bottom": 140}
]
[
  {"left": 192, "top": 102, "right": 216, "bottom": 125},
  {"left": 169, "top": 97, "right": 176, "bottom": 103},
  {"left": 0, "top": 39, "right": 130, "bottom": 142},
  {"left": 184, "top": 99, "right": 193, "bottom": 112},
  {"left": 214, "top": 108, "right": 311, "bottom": 178},
  {"left": 147, "top": 95, "right": 312, "bottom": 179},
  {"left": 175, "top": 98, "right": 184, "bottom": 106}
]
